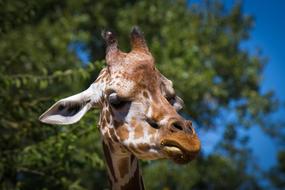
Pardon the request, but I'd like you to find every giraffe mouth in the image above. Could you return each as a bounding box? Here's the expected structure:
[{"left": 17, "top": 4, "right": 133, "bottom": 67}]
[{"left": 160, "top": 138, "right": 200, "bottom": 164}]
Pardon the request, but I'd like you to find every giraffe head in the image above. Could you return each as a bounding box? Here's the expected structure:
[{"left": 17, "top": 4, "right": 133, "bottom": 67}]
[{"left": 39, "top": 27, "right": 200, "bottom": 164}]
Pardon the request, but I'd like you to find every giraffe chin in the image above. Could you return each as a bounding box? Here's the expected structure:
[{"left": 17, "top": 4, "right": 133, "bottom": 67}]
[
  {"left": 160, "top": 136, "right": 201, "bottom": 164},
  {"left": 161, "top": 144, "right": 192, "bottom": 164}
]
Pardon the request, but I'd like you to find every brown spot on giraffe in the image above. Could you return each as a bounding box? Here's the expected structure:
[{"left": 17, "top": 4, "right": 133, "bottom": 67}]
[
  {"left": 106, "top": 111, "right": 111, "bottom": 124},
  {"left": 134, "top": 125, "right": 144, "bottom": 139},
  {"left": 117, "top": 125, "right": 129, "bottom": 141},
  {"left": 142, "top": 91, "right": 149, "bottom": 98},
  {"left": 118, "top": 157, "right": 129, "bottom": 178}
]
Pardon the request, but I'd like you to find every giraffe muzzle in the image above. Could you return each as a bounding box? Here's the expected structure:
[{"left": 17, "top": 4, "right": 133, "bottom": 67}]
[
  {"left": 160, "top": 120, "right": 200, "bottom": 164},
  {"left": 160, "top": 134, "right": 200, "bottom": 164}
]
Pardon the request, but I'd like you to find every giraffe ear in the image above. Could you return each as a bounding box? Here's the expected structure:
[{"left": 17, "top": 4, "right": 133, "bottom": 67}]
[{"left": 39, "top": 83, "right": 103, "bottom": 125}]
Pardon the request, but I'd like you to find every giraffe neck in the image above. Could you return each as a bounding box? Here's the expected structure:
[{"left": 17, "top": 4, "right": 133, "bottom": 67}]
[{"left": 102, "top": 141, "right": 145, "bottom": 190}]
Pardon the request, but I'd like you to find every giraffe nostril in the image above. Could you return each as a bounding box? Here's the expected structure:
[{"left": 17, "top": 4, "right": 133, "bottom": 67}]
[
  {"left": 146, "top": 118, "right": 159, "bottom": 129},
  {"left": 58, "top": 105, "right": 65, "bottom": 111},
  {"left": 171, "top": 122, "right": 184, "bottom": 131}
]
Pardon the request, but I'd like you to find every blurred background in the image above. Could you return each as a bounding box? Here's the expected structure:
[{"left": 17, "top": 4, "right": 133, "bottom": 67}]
[{"left": 0, "top": 0, "right": 284, "bottom": 189}]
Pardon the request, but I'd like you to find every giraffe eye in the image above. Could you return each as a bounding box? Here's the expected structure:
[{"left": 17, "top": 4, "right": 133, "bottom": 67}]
[
  {"left": 108, "top": 93, "right": 128, "bottom": 109},
  {"left": 167, "top": 97, "right": 176, "bottom": 105},
  {"left": 166, "top": 95, "right": 184, "bottom": 111}
]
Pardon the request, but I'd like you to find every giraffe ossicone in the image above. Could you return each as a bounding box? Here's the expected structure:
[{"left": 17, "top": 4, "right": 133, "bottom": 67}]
[{"left": 39, "top": 26, "right": 201, "bottom": 190}]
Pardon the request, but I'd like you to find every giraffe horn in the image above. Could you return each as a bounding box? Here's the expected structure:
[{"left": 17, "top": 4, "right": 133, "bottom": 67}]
[
  {"left": 130, "top": 26, "right": 149, "bottom": 52},
  {"left": 102, "top": 30, "right": 119, "bottom": 55}
]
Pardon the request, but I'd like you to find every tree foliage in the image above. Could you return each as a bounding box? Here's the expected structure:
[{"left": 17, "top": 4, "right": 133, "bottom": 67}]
[{"left": 0, "top": 0, "right": 282, "bottom": 189}]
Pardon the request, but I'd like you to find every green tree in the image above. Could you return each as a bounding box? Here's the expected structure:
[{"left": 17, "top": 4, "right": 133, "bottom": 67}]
[
  {"left": 0, "top": 0, "right": 282, "bottom": 189},
  {"left": 267, "top": 150, "right": 285, "bottom": 189}
]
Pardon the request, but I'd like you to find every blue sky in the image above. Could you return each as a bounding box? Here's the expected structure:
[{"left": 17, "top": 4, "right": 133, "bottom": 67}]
[
  {"left": 238, "top": 1, "right": 285, "bottom": 99},
  {"left": 226, "top": 0, "right": 285, "bottom": 169}
]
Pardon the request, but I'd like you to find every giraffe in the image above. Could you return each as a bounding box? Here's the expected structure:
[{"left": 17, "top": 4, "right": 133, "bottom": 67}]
[{"left": 39, "top": 26, "right": 201, "bottom": 190}]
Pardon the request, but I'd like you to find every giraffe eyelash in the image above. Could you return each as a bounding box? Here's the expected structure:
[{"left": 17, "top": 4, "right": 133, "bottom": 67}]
[
  {"left": 110, "top": 100, "right": 129, "bottom": 109},
  {"left": 166, "top": 96, "right": 176, "bottom": 105},
  {"left": 108, "top": 93, "right": 129, "bottom": 109}
]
